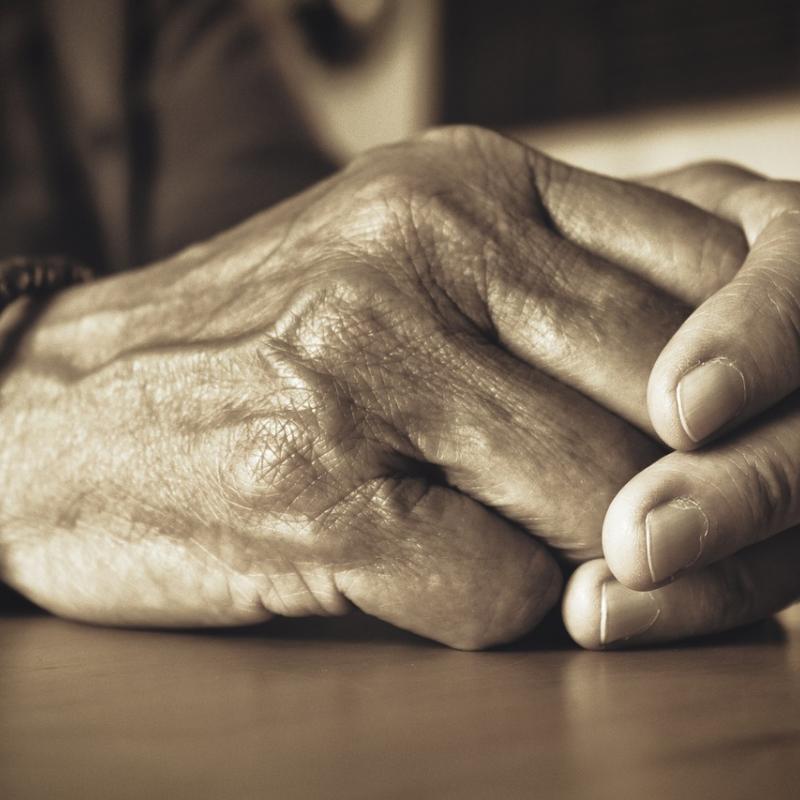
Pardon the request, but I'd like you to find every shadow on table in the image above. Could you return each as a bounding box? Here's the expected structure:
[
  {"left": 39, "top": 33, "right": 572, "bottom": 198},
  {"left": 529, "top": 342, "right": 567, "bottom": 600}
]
[
  {"left": 0, "top": 583, "right": 40, "bottom": 615},
  {"left": 162, "top": 605, "right": 790, "bottom": 653},
  {"left": 1, "top": 583, "right": 788, "bottom": 651}
]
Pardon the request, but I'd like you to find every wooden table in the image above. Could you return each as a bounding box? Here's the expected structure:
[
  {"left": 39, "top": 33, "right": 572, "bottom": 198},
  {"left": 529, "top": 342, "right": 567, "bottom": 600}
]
[{"left": 2, "top": 600, "right": 799, "bottom": 800}]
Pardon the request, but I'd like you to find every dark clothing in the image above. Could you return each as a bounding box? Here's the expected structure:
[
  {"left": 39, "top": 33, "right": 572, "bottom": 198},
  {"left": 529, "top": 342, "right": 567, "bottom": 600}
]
[{"left": 0, "top": 0, "right": 333, "bottom": 273}]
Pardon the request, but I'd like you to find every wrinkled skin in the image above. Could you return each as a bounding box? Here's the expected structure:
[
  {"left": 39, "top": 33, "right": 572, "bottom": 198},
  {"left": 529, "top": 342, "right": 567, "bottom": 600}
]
[{"left": 0, "top": 127, "right": 746, "bottom": 648}]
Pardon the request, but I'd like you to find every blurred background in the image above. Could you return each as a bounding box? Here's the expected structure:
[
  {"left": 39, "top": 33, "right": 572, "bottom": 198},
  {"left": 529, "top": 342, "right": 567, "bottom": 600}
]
[
  {"left": 4, "top": 0, "right": 800, "bottom": 272},
  {"left": 261, "top": 0, "right": 800, "bottom": 177}
]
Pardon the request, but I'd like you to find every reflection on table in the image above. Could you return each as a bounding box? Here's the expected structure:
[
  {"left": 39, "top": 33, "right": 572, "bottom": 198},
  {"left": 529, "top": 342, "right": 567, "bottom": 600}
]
[{"left": 2, "top": 601, "right": 799, "bottom": 799}]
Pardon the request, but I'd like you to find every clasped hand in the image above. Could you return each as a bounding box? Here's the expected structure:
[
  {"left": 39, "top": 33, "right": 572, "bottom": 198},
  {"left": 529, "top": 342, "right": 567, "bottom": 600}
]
[{"left": 0, "top": 128, "right": 795, "bottom": 649}]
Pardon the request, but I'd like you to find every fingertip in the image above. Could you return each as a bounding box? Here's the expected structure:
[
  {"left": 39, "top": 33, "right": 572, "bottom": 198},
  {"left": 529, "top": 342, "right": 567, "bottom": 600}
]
[
  {"left": 562, "top": 559, "right": 611, "bottom": 650},
  {"left": 602, "top": 482, "right": 654, "bottom": 591},
  {"left": 650, "top": 350, "right": 751, "bottom": 451},
  {"left": 647, "top": 353, "right": 699, "bottom": 451}
]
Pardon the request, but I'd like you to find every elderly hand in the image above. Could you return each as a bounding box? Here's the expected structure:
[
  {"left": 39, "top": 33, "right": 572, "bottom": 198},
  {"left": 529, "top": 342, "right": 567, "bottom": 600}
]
[
  {"left": 0, "top": 129, "right": 744, "bottom": 648},
  {"left": 565, "top": 163, "right": 800, "bottom": 649}
]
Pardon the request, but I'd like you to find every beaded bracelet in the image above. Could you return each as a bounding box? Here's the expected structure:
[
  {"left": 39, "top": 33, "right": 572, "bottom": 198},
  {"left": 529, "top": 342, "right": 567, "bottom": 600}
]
[{"left": 0, "top": 255, "right": 95, "bottom": 313}]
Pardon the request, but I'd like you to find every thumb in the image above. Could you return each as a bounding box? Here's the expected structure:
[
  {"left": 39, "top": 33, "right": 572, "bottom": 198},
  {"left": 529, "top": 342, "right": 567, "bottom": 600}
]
[{"left": 648, "top": 179, "right": 800, "bottom": 449}]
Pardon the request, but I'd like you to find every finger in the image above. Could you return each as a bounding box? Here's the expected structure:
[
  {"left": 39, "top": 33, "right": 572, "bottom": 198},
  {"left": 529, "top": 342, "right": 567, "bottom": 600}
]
[
  {"left": 260, "top": 277, "right": 664, "bottom": 565},
  {"left": 647, "top": 179, "right": 800, "bottom": 449},
  {"left": 523, "top": 148, "right": 748, "bottom": 305},
  {"left": 603, "top": 394, "right": 800, "bottom": 588},
  {"left": 402, "top": 161, "right": 692, "bottom": 434},
  {"left": 400, "top": 333, "right": 665, "bottom": 562},
  {"left": 431, "top": 135, "right": 746, "bottom": 432},
  {"left": 349, "top": 129, "right": 748, "bottom": 434},
  {"left": 563, "top": 533, "right": 800, "bottom": 649},
  {"left": 335, "top": 478, "right": 562, "bottom": 650},
  {"left": 418, "top": 129, "right": 747, "bottom": 304},
  {"left": 638, "top": 160, "right": 765, "bottom": 215},
  {"left": 478, "top": 217, "right": 691, "bottom": 434}
]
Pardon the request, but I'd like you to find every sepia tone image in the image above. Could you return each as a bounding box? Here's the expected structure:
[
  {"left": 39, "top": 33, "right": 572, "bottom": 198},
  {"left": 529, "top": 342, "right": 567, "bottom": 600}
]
[{"left": 1, "top": 1, "right": 799, "bottom": 798}]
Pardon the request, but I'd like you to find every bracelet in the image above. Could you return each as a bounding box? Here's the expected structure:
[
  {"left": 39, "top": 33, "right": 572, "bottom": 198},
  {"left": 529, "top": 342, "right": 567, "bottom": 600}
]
[{"left": 0, "top": 255, "right": 95, "bottom": 313}]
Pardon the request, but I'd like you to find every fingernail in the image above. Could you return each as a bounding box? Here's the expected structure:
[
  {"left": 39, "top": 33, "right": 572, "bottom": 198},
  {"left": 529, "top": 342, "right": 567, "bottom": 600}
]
[
  {"left": 676, "top": 358, "right": 746, "bottom": 442},
  {"left": 600, "top": 581, "right": 660, "bottom": 647},
  {"left": 645, "top": 498, "right": 709, "bottom": 584}
]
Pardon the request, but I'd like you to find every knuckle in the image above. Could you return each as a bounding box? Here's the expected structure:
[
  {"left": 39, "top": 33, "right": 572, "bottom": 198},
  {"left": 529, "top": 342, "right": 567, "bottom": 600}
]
[
  {"left": 417, "top": 123, "right": 500, "bottom": 150},
  {"left": 224, "top": 417, "right": 376, "bottom": 565},
  {"left": 340, "top": 158, "right": 431, "bottom": 243},
  {"left": 225, "top": 413, "right": 323, "bottom": 514},
  {"left": 339, "top": 132, "right": 551, "bottom": 333},
  {"left": 420, "top": 125, "right": 533, "bottom": 199},
  {"left": 338, "top": 168, "right": 449, "bottom": 266},
  {"left": 269, "top": 268, "right": 410, "bottom": 368},
  {"left": 223, "top": 354, "right": 373, "bottom": 514},
  {"left": 343, "top": 187, "right": 415, "bottom": 247},
  {"left": 352, "top": 168, "right": 420, "bottom": 211},
  {"left": 264, "top": 255, "right": 465, "bottom": 417},
  {"left": 220, "top": 342, "right": 396, "bottom": 568},
  {"left": 419, "top": 125, "right": 530, "bottom": 203}
]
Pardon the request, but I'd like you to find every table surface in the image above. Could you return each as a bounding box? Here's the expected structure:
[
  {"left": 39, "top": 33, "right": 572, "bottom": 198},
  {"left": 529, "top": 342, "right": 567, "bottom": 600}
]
[{"left": 2, "top": 600, "right": 799, "bottom": 800}]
